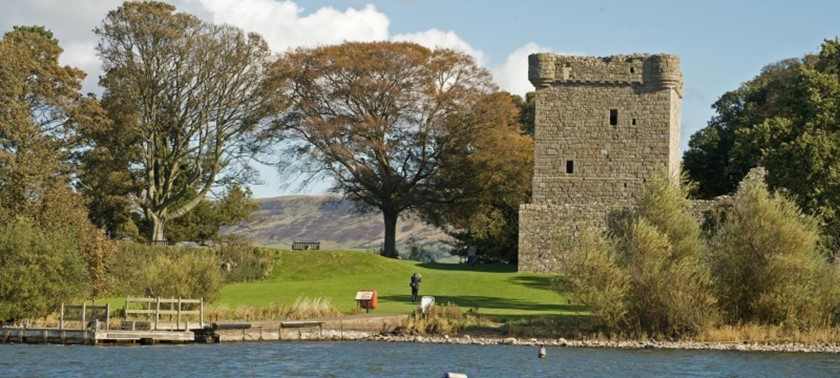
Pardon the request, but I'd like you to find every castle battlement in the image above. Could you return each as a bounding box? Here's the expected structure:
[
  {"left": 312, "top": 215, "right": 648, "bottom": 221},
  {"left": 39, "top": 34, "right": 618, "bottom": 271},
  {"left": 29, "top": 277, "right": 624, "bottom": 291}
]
[{"left": 528, "top": 53, "right": 682, "bottom": 95}]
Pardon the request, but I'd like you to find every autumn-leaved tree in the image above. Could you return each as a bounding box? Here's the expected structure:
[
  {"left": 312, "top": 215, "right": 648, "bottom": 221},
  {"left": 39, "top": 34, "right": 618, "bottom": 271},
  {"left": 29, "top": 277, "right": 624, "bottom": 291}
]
[
  {"left": 0, "top": 26, "right": 115, "bottom": 317},
  {"left": 423, "top": 92, "right": 533, "bottom": 263},
  {"left": 0, "top": 26, "right": 90, "bottom": 226},
  {"left": 92, "top": 1, "right": 273, "bottom": 243},
  {"left": 263, "top": 41, "right": 496, "bottom": 258}
]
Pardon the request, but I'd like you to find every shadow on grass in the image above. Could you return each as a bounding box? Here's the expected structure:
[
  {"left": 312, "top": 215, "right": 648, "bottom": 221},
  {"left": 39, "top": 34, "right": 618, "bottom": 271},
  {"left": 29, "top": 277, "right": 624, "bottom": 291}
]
[
  {"left": 417, "top": 262, "right": 517, "bottom": 273},
  {"left": 378, "top": 294, "right": 585, "bottom": 314},
  {"left": 505, "top": 275, "right": 557, "bottom": 291}
]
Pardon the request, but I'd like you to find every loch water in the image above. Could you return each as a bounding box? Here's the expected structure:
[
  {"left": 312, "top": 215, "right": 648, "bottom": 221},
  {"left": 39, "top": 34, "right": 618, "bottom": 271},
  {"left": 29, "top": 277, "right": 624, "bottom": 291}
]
[{"left": 2, "top": 341, "right": 839, "bottom": 377}]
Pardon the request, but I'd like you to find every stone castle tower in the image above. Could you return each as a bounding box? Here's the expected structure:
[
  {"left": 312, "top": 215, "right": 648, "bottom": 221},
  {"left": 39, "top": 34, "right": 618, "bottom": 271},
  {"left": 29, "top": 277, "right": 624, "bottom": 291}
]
[{"left": 518, "top": 53, "right": 683, "bottom": 273}]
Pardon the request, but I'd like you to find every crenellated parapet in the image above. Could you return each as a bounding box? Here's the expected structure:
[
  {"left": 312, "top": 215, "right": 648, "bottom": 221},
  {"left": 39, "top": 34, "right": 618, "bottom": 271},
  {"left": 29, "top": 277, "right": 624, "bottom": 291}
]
[{"left": 528, "top": 53, "right": 683, "bottom": 96}]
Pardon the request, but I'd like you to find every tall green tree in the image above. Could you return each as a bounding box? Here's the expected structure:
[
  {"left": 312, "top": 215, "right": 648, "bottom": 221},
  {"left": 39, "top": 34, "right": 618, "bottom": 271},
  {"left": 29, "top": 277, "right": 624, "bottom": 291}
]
[
  {"left": 684, "top": 38, "right": 840, "bottom": 255},
  {"left": 262, "top": 41, "right": 497, "bottom": 258},
  {"left": 511, "top": 91, "right": 536, "bottom": 137},
  {"left": 163, "top": 185, "right": 259, "bottom": 244},
  {"left": 683, "top": 58, "right": 803, "bottom": 198},
  {"left": 93, "top": 1, "right": 273, "bottom": 243}
]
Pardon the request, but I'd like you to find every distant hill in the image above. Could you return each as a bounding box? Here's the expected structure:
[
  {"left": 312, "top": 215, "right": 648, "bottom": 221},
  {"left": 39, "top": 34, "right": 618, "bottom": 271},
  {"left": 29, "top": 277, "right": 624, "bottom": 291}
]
[{"left": 222, "top": 195, "right": 452, "bottom": 253}]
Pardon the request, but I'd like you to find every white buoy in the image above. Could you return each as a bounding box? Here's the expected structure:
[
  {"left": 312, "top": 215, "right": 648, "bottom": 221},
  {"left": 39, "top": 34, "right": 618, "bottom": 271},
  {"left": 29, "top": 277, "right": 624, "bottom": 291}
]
[
  {"left": 538, "top": 345, "right": 547, "bottom": 358},
  {"left": 442, "top": 373, "right": 467, "bottom": 378}
]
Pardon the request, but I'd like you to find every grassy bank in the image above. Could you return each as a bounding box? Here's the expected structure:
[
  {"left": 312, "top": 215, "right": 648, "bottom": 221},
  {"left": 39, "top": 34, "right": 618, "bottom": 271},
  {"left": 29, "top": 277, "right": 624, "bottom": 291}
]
[{"left": 214, "top": 250, "right": 580, "bottom": 318}]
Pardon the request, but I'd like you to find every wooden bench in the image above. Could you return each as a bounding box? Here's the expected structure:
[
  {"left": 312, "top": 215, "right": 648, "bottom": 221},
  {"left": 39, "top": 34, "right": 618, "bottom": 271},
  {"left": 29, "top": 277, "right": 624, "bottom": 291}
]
[{"left": 292, "top": 241, "right": 320, "bottom": 250}]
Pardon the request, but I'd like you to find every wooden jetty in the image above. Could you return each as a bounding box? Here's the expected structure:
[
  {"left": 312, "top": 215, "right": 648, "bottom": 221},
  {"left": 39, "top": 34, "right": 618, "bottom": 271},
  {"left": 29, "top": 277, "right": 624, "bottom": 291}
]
[
  {"left": 0, "top": 297, "right": 206, "bottom": 345},
  {"left": 1, "top": 328, "right": 194, "bottom": 345}
]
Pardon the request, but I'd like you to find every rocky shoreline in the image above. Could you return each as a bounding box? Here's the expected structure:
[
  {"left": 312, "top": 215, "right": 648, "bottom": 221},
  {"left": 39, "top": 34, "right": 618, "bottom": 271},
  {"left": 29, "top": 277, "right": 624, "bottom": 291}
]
[
  {"left": 365, "top": 334, "right": 840, "bottom": 354},
  {"left": 260, "top": 330, "right": 840, "bottom": 354},
  {"left": 212, "top": 316, "right": 840, "bottom": 353}
]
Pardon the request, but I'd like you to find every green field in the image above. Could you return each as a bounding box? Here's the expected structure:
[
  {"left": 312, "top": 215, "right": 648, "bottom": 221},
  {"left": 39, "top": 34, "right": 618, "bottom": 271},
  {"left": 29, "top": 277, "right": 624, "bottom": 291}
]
[{"left": 216, "top": 250, "right": 582, "bottom": 318}]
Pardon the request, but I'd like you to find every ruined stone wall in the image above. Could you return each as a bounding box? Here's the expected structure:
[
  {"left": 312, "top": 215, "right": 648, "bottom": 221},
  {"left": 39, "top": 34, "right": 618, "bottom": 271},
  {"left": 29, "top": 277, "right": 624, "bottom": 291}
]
[
  {"left": 518, "top": 203, "right": 613, "bottom": 273},
  {"left": 519, "top": 53, "right": 683, "bottom": 273}
]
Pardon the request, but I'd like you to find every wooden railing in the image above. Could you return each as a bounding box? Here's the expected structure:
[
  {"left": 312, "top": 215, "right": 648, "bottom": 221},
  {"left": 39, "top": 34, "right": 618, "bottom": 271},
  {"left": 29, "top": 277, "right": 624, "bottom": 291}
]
[
  {"left": 123, "top": 297, "right": 204, "bottom": 331},
  {"left": 60, "top": 303, "right": 111, "bottom": 330}
]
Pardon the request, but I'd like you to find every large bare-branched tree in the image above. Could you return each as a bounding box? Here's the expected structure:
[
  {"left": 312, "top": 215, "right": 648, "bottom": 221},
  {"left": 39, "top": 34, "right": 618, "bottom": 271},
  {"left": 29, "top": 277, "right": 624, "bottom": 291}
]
[
  {"left": 94, "top": 1, "right": 273, "bottom": 243},
  {"left": 263, "top": 41, "right": 497, "bottom": 258}
]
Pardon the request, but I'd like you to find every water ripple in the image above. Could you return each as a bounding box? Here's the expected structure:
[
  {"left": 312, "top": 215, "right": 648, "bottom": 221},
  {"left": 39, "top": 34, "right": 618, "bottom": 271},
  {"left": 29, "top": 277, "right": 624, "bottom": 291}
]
[{"left": 1, "top": 341, "right": 839, "bottom": 377}]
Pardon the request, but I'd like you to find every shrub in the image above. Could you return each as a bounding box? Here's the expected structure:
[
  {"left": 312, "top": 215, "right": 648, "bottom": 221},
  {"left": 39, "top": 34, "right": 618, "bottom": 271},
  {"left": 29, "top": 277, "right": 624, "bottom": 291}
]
[
  {"left": 76, "top": 224, "right": 117, "bottom": 300},
  {"left": 289, "top": 297, "right": 341, "bottom": 319},
  {"left": 561, "top": 233, "right": 628, "bottom": 332},
  {"left": 404, "top": 236, "right": 436, "bottom": 263},
  {"left": 207, "top": 297, "right": 340, "bottom": 321},
  {"left": 402, "top": 302, "right": 486, "bottom": 335},
  {"left": 215, "top": 236, "right": 275, "bottom": 282},
  {"left": 0, "top": 218, "right": 89, "bottom": 323},
  {"left": 710, "top": 168, "right": 839, "bottom": 328},
  {"left": 109, "top": 243, "right": 223, "bottom": 302},
  {"left": 561, "top": 173, "right": 717, "bottom": 337}
]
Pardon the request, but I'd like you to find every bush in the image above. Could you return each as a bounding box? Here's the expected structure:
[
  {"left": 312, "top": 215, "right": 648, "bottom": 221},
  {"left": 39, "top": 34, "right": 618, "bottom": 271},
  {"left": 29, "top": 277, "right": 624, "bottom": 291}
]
[
  {"left": 143, "top": 251, "right": 223, "bottom": 302},
  {"left": 404, "top": 236, "right": 436, "bottom": 263},
  {"left": 215, "top": 237, "right": 275, "bottom": 282},
  {"left": 562, "top": 233, "right": 628, "bottom": 332},
  {"left": 207, "top": 297, "right": 340, "bottom": 321},
  {"left": 561, "top": 173, "right": 717, "bottom": 337},
  {"left": 710, "top": 168, "right": 839, "bottom": 328},
  {"left": 402, "top": 302, "right": 486, "bottom": 335},
  {"left": 109, "top": 243, "right": 223, "bottom": 302},
  {"left": 0, "top": 218, "right": 89, "bottom": 323}
]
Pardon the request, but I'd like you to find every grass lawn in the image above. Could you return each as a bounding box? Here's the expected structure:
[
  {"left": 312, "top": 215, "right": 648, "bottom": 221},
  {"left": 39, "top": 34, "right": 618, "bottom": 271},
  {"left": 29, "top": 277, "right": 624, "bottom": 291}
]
[{"left": 215, "top": 250, "right": 584, "bottom": 319}]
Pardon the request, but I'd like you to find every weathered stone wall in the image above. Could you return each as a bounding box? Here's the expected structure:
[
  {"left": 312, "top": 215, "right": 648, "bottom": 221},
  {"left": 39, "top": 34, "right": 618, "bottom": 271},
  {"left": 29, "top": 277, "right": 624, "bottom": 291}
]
[
  {"left": 519, "top": 53, "right": 683, "bottom": 273},
  {"left": 518, "top": 203, "right": 614, "bottom": 273}
]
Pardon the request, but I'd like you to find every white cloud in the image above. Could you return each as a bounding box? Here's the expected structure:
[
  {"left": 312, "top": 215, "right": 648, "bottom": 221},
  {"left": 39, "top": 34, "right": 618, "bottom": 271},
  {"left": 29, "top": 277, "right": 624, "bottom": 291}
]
[
  {"left": 0, "top": 0, "right": 553, "bottom": 196},
  {"left": 189, "top": 0, "right": 390, "bottom": 52},
  {"left": 491, "top": 42, "right": 544, "bottom": 97},
  {"left": 0, "top": 0, "right": 121, "bottom": 42},
  {"left": 392, "top": 28, "right": 486, "bottom": 66},
  {"left": 0, "top": 0, "right": 122, "bottom": 93},
  {"left": 60, "top": 40, "right": 101, "bottom": 94}
]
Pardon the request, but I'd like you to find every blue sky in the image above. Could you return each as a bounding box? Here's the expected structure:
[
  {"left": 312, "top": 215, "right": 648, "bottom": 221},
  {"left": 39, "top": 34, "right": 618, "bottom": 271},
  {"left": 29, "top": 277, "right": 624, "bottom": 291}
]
[{"left": 2, "top": 0, "right": 837, "bottom": 198}]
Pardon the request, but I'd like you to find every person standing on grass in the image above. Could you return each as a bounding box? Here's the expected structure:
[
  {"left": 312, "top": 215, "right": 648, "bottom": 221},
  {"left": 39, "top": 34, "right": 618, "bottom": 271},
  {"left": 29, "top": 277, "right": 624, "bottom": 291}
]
[
  {"left": 467, "top": 245, "right": 477, "bottom": 266},
  {"left": 410, "top": 272, "right": 422, "bottom": 302}
]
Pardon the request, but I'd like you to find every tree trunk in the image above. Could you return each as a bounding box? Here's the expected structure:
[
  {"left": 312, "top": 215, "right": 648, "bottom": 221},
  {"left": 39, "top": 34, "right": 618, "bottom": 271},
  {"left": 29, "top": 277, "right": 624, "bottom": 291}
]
[
  {"left": 150, "top": 215, "right": 167, "bottom": 245},
  {"left": 382, "top": 209, "right": 399, "bottom": 258}
]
